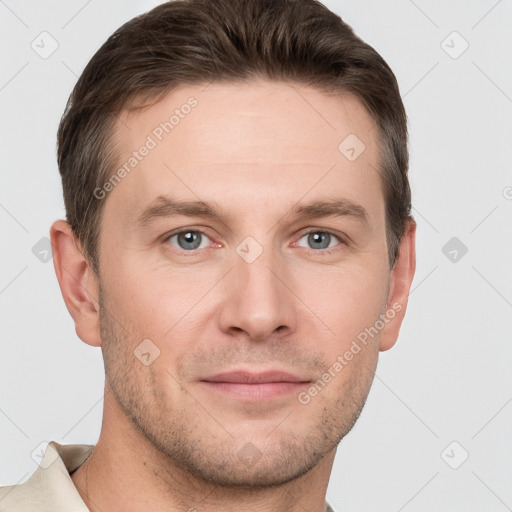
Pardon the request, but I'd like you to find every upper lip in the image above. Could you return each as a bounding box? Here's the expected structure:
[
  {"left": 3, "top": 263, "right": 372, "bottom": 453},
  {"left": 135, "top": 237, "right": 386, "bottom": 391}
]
[{"left": 201, "top": 370, "right": 311, "bottom": 384}]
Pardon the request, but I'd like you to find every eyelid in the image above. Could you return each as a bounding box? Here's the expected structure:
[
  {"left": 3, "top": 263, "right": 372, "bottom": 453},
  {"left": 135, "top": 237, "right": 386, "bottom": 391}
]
[{"left": 296, "top": 227, "right": 345, "bottom": 241}]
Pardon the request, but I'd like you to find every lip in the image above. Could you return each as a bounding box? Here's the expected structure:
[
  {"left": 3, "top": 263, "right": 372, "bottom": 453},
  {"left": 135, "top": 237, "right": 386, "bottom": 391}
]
[
  {"left": 202, "top": 370, "right": 309, "bottom": 384},
  {"left": 200, "top": 370, "right": 311, "bottom": 400}
]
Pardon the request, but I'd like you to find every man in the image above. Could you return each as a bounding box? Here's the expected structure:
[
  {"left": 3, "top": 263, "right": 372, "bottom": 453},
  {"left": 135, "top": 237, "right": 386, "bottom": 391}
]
[{"left": 0, "top": 0, "right": 415, "bottom": 510}]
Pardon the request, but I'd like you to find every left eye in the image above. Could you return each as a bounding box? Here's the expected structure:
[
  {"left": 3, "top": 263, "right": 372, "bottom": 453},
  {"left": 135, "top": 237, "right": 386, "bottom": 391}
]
[
  {"left": 167, "top": 230, "right": 211, "bottom": 251},
  {"left": 296, "top": 231, "right": 342, "bottom": 251}
]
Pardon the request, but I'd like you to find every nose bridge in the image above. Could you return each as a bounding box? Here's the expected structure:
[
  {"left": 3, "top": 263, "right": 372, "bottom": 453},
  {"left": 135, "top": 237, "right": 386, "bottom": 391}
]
[
  {"left": 239, "top": 240, "right": 280, "bottom": 302},
  {"left": 219, "top": 236, "right": 296, "bottom": 341}
]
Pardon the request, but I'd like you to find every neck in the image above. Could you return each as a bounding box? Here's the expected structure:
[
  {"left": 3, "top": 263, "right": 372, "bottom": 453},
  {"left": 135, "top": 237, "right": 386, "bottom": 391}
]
[{"left": 71, "top": 384, "right": 335, "bottom": 512}]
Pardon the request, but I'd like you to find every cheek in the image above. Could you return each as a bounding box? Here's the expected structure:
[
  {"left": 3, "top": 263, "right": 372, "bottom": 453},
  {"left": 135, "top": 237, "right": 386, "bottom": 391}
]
[
  {"left": 295, "top": 264, "right": 389, "bottom": 346},
  {"left": 104, "top": 264, "right": 207, "bottom": 353},
  {"left": 104, "top": 263, "right": 153, "bottom": 320}
]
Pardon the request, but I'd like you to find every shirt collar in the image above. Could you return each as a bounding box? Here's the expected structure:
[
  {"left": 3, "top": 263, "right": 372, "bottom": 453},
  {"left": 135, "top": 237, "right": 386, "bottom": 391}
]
[{"left": 0, "top": 441, "right": 93, "bottom": 512}]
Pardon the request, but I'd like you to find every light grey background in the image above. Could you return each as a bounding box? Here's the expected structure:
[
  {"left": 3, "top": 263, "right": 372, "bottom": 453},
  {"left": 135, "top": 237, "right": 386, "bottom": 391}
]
[{"left": 1, "top": 1, "right": 511, "bottom": 510}]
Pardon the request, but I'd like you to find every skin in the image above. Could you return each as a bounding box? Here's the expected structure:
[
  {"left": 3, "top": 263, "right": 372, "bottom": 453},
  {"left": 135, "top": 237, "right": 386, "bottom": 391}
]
[{"left": 50, "top": 79, "right": 416, "bottom": 512}]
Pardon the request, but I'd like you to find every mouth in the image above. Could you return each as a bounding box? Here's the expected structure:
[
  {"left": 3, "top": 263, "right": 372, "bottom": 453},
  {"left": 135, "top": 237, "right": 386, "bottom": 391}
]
[{"left": 199, "top": 370, "right": 312, "bottom": 401}]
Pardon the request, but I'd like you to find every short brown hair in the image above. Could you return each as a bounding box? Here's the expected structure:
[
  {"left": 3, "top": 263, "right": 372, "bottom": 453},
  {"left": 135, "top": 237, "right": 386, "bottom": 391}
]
[{"left": 57, "top": 0, "right": 412, "bottom": 273}]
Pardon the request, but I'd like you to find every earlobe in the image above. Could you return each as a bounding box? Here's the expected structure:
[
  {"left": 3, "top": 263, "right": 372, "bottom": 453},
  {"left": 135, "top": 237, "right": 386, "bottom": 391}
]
[
  {"left": 379, "top": 219, "right": 417, "bottom": 352},
  {"left": 50, "top": 219, "right": 102, "bottom": 347}
]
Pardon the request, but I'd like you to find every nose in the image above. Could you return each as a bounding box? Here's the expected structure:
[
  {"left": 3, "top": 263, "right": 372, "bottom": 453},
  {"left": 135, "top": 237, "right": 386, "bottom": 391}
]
[{"left": 218, "top": 243, "right": 297, "bottom": 343}]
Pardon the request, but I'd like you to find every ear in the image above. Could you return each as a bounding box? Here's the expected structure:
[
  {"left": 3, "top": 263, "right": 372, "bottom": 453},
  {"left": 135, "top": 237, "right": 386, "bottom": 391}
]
[
  {"left": 379, "top": 219, "right": 416, "bottom": 352},
  {"left": 50, "top": 219, "right": 102, "bottom": 347}
]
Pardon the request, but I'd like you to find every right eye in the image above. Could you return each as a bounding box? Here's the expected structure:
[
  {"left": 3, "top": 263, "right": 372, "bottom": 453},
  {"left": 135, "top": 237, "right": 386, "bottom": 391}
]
[{"left": 164, "top": 229, "right": 213, "bottom": 252}]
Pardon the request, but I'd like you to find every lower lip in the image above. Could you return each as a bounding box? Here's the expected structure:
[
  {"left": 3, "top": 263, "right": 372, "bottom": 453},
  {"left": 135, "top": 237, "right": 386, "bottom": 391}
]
[{"left": 200, "top": 381, "right": 309, "bottom": 400}]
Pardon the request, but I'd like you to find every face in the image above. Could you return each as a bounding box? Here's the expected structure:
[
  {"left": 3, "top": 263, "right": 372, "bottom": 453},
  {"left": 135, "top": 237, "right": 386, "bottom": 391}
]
[{"left": 95, "top": 80, "right": 397, "bottom": 486}]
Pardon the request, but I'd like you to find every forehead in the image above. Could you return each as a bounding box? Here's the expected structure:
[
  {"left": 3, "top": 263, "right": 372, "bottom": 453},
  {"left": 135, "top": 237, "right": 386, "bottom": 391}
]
[{"left": 104, "top": 80, "right": 383, "bottom": 226}]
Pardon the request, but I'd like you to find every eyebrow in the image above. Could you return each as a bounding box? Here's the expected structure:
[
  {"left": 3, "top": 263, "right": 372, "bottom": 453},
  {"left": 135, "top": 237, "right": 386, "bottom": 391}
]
[{"left": 135, "top": 194, "right": 370, "bottom": 228}]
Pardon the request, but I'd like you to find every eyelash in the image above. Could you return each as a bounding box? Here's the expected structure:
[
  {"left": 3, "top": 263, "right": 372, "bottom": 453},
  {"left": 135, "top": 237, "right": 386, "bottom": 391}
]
[{"left": 162, "top": 227, "right": 346, "bottom": 256}]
